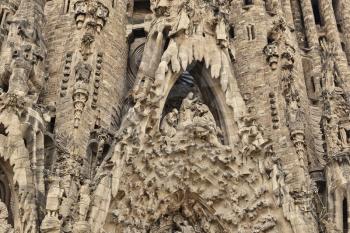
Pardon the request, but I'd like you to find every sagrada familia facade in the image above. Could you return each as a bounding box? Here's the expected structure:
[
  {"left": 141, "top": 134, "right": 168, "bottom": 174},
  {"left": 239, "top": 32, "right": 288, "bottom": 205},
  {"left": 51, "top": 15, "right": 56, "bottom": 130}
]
[{"left": 1, "top": 0, "right": 350, "bottom": 232}]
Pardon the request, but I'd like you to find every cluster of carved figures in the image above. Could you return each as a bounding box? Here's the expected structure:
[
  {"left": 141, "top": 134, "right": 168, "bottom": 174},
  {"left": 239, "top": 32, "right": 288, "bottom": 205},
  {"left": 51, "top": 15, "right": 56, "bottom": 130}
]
[{"left": 0, "top": 0, "right": 349, "bottom": 232}]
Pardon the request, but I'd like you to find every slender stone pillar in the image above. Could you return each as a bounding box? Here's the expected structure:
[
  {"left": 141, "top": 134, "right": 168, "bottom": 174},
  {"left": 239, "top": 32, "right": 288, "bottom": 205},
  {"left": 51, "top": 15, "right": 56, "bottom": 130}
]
[
  {"left": 327, "top": 182, "right": 334, "bottom": 222},
  {"left": 335, "top": 190, "right": 343, "bottom": 230},
  {"left": 319, "top": 0, "right": 341, "bottom": 45},
  {"left": 282, "top": 0, "right": 295, "bottom": 29},
  {"left": 296, "top": 0, "right": 322, "bottom": 102},
  {"left": 290, "top": 0, "right": 305, "bottom": 46},
  {"left": 340, "top": 0, "right": 350, "bottom": 63},
  {"left": 319, "top": 0, "right": 350, "bottom": 84},
  {"left": 299, "top": 0, "right": 319, "bottom": 48}
]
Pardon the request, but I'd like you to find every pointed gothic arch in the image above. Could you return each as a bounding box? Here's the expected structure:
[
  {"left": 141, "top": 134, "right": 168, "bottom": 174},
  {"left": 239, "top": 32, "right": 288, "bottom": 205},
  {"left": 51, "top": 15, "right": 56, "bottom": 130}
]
[
  {"left": 162, "top": 69, "right": 221, "bottom": 126},
  {"left": 157, "top": 62, "right": 238, "bottom": 145}
]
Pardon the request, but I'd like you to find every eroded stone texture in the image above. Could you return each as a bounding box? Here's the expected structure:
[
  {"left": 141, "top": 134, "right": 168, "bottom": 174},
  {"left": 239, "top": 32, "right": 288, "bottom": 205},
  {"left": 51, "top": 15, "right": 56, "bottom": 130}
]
[{"left": 0, "top": 0, "right": 350, "bottom": 232}]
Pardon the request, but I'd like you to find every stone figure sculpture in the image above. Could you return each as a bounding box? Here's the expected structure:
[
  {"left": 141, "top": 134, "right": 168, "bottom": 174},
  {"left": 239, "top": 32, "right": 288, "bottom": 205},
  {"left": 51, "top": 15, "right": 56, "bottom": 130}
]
[
  {"left": 45, "top": 177, "right": 62, "bottom": 217},
  {"left": 1, "top": 0, "right": 350, "bottom": 232},
  {"left": 161, "top": 108, "right": 178, "bottom": 138},
  {"left": 78, "top": 182, "right": 91, "bottom": 221},
  {"left": 178, "top": 92, "right": 198, "bottom": 128},
  {"left": 0, "top": 200, "right": 13, "bottom": 233}
]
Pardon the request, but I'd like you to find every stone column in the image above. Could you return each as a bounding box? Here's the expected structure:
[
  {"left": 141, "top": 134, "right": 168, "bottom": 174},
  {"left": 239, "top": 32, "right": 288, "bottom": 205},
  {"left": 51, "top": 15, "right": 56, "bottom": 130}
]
[
  {"left": 319, "top": 0, "right": 341, "bottom": 45},
  {"left": 0, "top": 9, "right": 9, "bottom": 28},
  {"left": 281, "top": 0, "right": 294, "bottom": 29},
  {"left": 319, "top": 0, "right": 350, "bottom": 83},
  {"left": 299, "top": 0, "right": 322, "bottom": 93},
  {"left": 299, "top": 0, "right": 319, "bottom": 48},
  {"left": 294, "top": 0, "right": 322, "bottom": 104},
  {"left": 327, "top": 183, "right": 334, "bottom": 222},
  {"left": 335, "top": 190, "right": 343, "bottom": 230},
  {"left": 340, "top": 0, "right": 350, "bottom": 63}
]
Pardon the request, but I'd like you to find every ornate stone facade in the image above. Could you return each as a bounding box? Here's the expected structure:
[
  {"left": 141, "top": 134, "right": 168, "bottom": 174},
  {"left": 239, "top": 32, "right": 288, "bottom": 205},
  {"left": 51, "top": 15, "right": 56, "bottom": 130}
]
[{"left": 0, "top": 0, "right": 349, "bottom": 232}]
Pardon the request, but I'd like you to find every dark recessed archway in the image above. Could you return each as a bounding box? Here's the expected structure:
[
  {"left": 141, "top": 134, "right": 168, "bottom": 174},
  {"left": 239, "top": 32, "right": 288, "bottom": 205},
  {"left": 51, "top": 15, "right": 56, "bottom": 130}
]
[{"left": 161, "top": 63, "right": 228, "bottom": 144}]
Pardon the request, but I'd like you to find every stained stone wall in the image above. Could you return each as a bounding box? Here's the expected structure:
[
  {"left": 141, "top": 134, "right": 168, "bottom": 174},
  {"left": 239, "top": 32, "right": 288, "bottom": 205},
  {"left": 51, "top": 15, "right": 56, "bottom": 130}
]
[{"left": 1, "top": 0, "right": 350, "bottom": 232}]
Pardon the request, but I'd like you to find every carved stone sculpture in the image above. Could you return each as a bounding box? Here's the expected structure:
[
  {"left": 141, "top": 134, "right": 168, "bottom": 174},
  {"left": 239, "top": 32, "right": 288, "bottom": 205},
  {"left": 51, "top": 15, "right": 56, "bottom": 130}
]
[
  {"left": 1, "top": 0, "right": 350, "bottom": 232},
  {"left": 45, "top": 177, "right": 62, "bottom": 217},
  {"left": 74, "top": 0, "right": 109, "bottom": 32},
  {"left": 161, "top": 108, "right": 178, "bottom": 138},
  {"left": 0, "top": 200, "right": 13, "bottom": 233}
]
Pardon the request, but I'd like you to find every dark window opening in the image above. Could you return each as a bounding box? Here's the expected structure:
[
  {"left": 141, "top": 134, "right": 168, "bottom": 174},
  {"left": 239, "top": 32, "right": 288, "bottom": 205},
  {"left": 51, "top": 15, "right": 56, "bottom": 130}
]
[
  {"left": 133, "top": 28, "right": 146, "bottom": 38},
  {"left": 247, "top": 25, "right": 255, "bottom": 40},
  {"left": 0, "top": 181, "right": 6, "bottom": 205},
  {"left": 247, "top": 27, "right": 250, "bottom": 40},
  {"left": 344, "top": 198, "right": 349, "bottom": 232},
  {"left": 319, "top": 36, "right": 327, "bottom": 45},
  {"left": 341, "top": 42, "right": 346, "bottom": 52},
  {"left": 0, "top": 123, "right": 7, "bottom": 136},
  {"left": 64, "top": 0, "right": 71, "bottom": 14},
  {"left": 311, "top": 0, "right": 323, "bottom": 26},
  {"left": 2, "top": 84, "right": 8, "bottom": 93},
  {"left": 163, "top": 37, "right": 170, "bottom": 51},
  {"left": 133, "top": 1, "right": 151, "bottom": 12},
  {"left": 213, "top": 7, "right": 220, "bottom": 16},
  {"left": 49, "top": 117, "right": 56, "bottom": 134},
  {"left": 112, "top": 0, "right": 115, "bottom": 8},
  {"left": 332, "top": 0, "right": 337, "bottom": 12},
  {"left": 244, "top": 0, "right": 253, "bottom": 5},
  {"left": 346, "top": 129, "right": 350, "bottom": 143},
  {"left": 23, "top": 138, "right": 27, "bottom": 148},
  {"left": 229, "top": 25, "right": 235, "bottom": 39},
  {"left": 94, "top": 123, "right": 100, "bottom": 130},
  {"left": 0, "top": 9, "right": 4, "bottom": 27},
  {"left": 332, "top": 0, "right": 342, "bottom": 32},
  {"left": 132, "top": 1, "right": 152, "bottom": 24},
  {"left": 337, "top": 24, "right": 343, "bottom": 33},
  {"left": 311, "top": 76, "right": 316, "bottom": 93}
]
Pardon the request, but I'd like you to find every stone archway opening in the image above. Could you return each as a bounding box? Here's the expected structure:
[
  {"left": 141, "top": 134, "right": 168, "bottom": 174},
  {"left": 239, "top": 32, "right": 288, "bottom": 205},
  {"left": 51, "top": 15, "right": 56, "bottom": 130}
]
[{"left": 161, "top": 63, "right": 228, "bottom": 144}]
